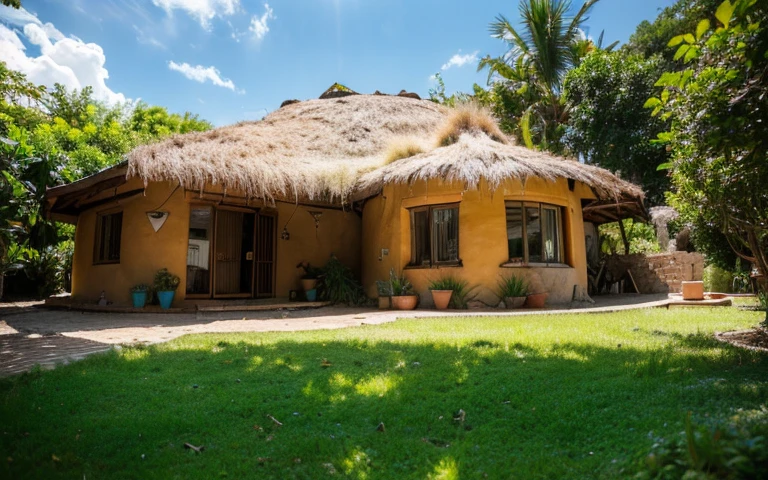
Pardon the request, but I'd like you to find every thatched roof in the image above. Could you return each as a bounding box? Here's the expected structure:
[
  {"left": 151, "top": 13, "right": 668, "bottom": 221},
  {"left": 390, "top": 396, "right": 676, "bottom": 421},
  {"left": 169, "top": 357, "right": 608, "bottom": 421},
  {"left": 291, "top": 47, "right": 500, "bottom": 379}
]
[
  {"left": 126, "top": 94, "right": 446, "bottom": 202},
  {"left": 51, "top": 92, "right": 645, "bottom": 223},
  {"left": 353, "top": 131, "right": 644, "bottom": 202}
]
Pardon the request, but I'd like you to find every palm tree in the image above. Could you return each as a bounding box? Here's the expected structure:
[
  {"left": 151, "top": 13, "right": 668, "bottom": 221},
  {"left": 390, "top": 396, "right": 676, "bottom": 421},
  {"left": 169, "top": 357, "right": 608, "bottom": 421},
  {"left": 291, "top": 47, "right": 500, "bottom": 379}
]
[{"left": 479, "top": 0, "right": 611, "bottom": 153}]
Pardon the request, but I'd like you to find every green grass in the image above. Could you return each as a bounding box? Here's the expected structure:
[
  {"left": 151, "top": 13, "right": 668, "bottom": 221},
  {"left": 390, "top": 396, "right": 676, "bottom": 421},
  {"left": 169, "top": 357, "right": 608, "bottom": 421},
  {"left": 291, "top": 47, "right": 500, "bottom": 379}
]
[{"left": 1, "top": 308, "right": 766, "bottom": 479}]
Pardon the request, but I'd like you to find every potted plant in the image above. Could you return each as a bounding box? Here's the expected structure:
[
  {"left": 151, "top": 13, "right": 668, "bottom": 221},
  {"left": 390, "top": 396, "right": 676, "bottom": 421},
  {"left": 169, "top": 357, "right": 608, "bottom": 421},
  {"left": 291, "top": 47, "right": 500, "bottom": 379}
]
[
  {"left": 130, "top": 284, "right": 149, "bottom": 308},
  {"left": 389, "top": 268, "right": 419, "bottom": 310},
  {"left": 297, "top": 261, "right": 322, "bottom": 300},
  {"left": 497, "top": 274, "right": 528, "bottom": 309},
  {"left": 428, "top": 276, "right": 456, "bottom": 310},
  {"left": 153, "top": 268, "right": 180, "bottom": 310},
  {"left": 376, "top": 280, "right": 392, "bottom": 309},
  {"left": 525, "top": 272, "right": 548, "bottom": 308}
]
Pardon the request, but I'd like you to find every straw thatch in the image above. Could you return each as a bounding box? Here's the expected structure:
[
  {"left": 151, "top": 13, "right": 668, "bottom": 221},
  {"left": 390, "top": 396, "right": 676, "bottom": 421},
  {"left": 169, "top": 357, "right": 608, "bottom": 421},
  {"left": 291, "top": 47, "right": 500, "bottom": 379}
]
[
  {"left": 127, "top": 95, "right": 446, "bottom": 202},
  {"left": 125, "top": 93, "right": 642, "bottom": 205},
  {"left": 354, "top": 131, "right": 644, "bottom": 202}
]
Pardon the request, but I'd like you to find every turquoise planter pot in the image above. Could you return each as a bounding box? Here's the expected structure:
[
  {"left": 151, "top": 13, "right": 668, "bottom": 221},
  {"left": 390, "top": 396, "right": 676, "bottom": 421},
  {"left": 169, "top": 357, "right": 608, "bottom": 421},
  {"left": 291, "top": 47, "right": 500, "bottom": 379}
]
[
  {"left": 131, "top": 291, "right": 147, "bottom": 308},
  {"left": 157, "top": 291, "right": 175, "bottom": 309},
  {"left": 305, "top": 289, "right": 317, "bottom": 302}
]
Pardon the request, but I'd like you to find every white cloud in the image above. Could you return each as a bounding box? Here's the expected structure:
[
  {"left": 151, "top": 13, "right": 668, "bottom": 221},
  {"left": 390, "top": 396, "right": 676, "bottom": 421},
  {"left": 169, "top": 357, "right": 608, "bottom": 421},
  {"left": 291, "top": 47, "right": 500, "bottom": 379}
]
[
  {"left": 441, "top": 50, "right": 479, "bottom": 71},
  {"left": 151, "top": 0, "right": 240, "bottom": 30},
  {"left": 168, "top": 61, "right": 242, "bottom": 93},
  {"left": 0, "top": 7, "right": 126, "bottom": 105},
  {"left": 133, "top": 25, "right": 166, "bottom": 50},
  {"left": 249, "top": 3, "right": 274, "bottom": 41}
]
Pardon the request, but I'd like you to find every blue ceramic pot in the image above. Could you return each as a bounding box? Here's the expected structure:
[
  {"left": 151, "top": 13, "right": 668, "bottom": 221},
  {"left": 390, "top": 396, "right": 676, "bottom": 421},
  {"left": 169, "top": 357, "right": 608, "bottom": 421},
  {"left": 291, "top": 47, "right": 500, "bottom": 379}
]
[
  {"left": 305, "top": 289, "right": 317, "bottom": 302},
  {"left": 131, "top": 291, "right": 147, "bottom": 308},
  {"left": 157, "top": 290, "right": 175, "bottom": 309}
]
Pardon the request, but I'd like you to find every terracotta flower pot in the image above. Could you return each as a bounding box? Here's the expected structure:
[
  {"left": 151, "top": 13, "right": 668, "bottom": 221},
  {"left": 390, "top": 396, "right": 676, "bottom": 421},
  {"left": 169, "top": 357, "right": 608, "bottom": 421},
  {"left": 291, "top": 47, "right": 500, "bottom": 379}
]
[
  {"left": 525, "top": 292, "right": 548, "bottom": 308},
  {"left": 378, "top": 296, "right": 391, "bottom": 310},
  {"left": 431, "top": 290, "right": 453, "bottom": 310},
  {"left": 391, "top": 295, "right": 418, "bottom": 310},
  {"left": 504, "top": 296, "right": 526, "bottom": 309},
  {"left": 301, "top": 278, "right": 318, "bottom": 291}
]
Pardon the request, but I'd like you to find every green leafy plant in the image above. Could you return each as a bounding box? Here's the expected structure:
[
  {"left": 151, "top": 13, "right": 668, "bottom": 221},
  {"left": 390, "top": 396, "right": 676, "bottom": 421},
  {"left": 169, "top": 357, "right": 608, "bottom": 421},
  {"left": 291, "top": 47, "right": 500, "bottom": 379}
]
[
  {"left": 296, "top": 261, "right": 322, "bottom": 280},
  {"left": 389, "top": 268, "right": 414, "bottom": 296},
  {"left": 497, "top": 274, "right": 528, "bottom": 299},
  {"left": 153, "top": 268, "right": 180, "bottom": 292},
  {"left": 320, "top": 255, "right": 367, "bottom": 306},
  {"left": 375, "top": 280, "right": 392, "bottom": 297},
  {"left": 130, "top": 284, "right": 149, "bottom": 293}
]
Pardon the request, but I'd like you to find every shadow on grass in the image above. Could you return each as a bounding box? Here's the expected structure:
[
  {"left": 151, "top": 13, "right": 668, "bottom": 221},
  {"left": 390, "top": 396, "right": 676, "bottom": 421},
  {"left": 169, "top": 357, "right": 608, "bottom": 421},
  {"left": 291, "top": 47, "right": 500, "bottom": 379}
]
[{"left": 1, "top": 331, "right": 766, "bottom": 479}]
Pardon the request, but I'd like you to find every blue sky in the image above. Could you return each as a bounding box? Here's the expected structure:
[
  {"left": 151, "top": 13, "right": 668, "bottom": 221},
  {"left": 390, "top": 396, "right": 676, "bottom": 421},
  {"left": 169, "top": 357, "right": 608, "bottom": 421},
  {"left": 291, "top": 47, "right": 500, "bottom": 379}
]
[{"left": 0, "top": 0, "right": 675, "bottom": 126}]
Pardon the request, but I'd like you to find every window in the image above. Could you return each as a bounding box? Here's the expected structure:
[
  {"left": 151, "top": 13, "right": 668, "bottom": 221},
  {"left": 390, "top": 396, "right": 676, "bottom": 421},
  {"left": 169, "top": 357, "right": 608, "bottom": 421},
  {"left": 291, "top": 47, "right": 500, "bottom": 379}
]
[
  {"left": 94, "top": 211, "right": 123, "bottom": 264},
  {"left": 505, "top": 202, "right": 564, "bottom": 264},
  {"left": 410, "top": 204, "right": 459, "bottom": 267}
]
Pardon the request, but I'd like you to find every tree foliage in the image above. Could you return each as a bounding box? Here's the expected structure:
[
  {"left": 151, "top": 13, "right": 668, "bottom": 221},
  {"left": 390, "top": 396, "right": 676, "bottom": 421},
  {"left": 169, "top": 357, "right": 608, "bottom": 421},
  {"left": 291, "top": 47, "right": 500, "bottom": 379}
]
[
  {"left": 564, "top": 50, "right": 670, "bottom": 205},
  {"left": 477, "top": 0, "right": 611, "bottom": 154},
  {"left": 0, "top": 61, "right": 212, "bottom": 299},
  {"left": 649, "top": 0, "right": 768, "bottom": 317}
]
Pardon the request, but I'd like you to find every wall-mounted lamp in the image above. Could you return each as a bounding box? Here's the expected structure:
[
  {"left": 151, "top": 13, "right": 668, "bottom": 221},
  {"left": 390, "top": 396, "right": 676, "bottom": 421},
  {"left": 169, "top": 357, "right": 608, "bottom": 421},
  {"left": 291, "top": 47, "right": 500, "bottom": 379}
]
[
  {"left": 308, "top": 211, "right": 323, "bottom": 230},
  {"left": 280, "top": 226, "right": 290, "bottom": 241},
  {"left": 146, "top": 211, "right": 169, "bottom": 232}
]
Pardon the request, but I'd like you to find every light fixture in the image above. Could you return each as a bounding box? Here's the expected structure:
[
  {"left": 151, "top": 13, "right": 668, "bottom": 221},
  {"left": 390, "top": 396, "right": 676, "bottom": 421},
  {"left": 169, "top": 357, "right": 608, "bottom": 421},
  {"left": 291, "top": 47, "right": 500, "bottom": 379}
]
[
  {"left": 308, "top": 211, "right": 323, "bottom": 230},
  {"left": 280, "top": 227, "right": 290, "bottom": 240},
  {"left": 146, "top": 211, "right": 169, "bottom": 232}
]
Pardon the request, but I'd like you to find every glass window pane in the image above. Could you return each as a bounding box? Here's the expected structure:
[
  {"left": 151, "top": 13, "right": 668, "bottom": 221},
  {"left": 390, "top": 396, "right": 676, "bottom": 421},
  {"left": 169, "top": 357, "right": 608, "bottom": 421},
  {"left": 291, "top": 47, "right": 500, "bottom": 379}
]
[
  {"left": 187, "top": 206, "right": 212, "bottom": 295},
  {"left": 433, "top": 207, "right": 459, "bottom": 262},
  {"left": 542, "top": 207, "right": 560, "bottom": 263},
  {"left": 505, "top": 202, "right": 524, "bottom": 262},
  {"left": 411, "top": 209, "right": 430, "bottom": 266},
  {"left": 526, "top": 206, "right": 542, "bottom": 263}
]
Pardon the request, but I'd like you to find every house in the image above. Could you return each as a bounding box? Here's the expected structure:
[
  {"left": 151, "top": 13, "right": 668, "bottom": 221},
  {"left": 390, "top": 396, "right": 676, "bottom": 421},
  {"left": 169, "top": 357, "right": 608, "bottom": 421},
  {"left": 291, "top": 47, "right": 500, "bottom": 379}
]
[{"left": 45, "top": 88, "right": 646, "bottom": 307}]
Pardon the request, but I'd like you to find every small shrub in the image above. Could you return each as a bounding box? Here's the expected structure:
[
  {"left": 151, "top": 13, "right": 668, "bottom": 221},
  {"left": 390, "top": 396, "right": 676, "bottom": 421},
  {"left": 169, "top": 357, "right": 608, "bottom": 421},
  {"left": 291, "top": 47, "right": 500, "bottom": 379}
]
[
  {"left": 427, "top": 275, "right": 476, "bottom": 309},
  {"left": 153, "top": 268, "right": 180, "bottom": 292},
  {"left": 321, "top": 255, "right": 367, "bottom": 305},
  {"left": 496, "top": 274, "right": 528, "bottom": 299},
  {"left": 635, "top": 411, "right": 768, "bottom": 479},
  {"left": 130, "top": 284, "right": 149, "bottom": 293},
  {"left": 703, "top": 265, "right": 734, "bottom": 293},
  {"left": 383, "top": 137, "right": 425, "bottom": 164},
  {"left": 435, "top": 103, "right": 507, "bottom": 147},
  {"left": 389, "top": 268, "right": 415, "bottom": 296}
]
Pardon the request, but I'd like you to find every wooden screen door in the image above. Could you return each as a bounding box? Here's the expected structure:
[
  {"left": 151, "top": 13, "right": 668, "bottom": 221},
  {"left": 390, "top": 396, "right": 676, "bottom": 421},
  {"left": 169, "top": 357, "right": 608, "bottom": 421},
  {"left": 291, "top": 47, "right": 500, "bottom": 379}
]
[{"left": 214, "top": 209, "right": 255, "bottom": 297}]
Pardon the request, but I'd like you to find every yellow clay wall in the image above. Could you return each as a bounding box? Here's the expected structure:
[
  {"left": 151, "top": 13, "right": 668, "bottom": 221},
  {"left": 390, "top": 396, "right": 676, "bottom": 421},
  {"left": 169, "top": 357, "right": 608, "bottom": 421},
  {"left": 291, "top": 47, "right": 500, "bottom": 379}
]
[{"left": 361, "top": 177, "right": 595, "bottom": 306}]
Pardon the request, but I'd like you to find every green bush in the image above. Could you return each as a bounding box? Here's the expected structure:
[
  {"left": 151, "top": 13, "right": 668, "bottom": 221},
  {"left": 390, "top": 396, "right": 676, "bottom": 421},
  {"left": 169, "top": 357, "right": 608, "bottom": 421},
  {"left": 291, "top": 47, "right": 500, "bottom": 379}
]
[
  {"left": 703, "top": 265, "right": 733, "bottom": 293},
  {"left": 635, "top": 411, "right": 768, "bottom": 479},
  {"left": 496, "top": 274, "right": 528, "bottom": 298},
  {"left": 153, "top": 268, "right": 180, "bottom": 292},
  {"left": 321, "top": 255, "right": 367, "bottom": 305}
]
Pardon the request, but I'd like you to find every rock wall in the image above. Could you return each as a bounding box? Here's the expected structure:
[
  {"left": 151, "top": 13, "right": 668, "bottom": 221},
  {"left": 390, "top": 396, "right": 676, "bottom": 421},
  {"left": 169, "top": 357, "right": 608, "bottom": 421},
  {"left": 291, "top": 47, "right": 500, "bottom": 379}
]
[{"left": 603, "top": 252, "right": 705, "bottom": 294}]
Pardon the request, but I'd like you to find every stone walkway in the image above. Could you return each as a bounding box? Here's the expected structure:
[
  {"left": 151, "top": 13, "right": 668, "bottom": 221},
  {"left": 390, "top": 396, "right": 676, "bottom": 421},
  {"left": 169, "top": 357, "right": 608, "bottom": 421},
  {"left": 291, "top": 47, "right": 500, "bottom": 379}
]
[{"left": 0, "top": 294, "right": 671, "bottom": 377}]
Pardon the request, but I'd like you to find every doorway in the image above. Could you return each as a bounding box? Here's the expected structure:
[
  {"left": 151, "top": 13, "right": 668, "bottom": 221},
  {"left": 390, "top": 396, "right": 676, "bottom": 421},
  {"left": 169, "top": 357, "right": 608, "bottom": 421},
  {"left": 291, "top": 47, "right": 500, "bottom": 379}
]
[{"left": 186, "top": 206, "right": 276, "bottom": 299}]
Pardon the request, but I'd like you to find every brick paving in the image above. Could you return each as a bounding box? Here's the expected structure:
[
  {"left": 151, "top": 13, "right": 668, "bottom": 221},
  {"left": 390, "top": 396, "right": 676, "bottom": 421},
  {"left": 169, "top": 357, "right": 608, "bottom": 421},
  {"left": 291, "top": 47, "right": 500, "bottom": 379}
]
[{"left": 0, "top": 334, "right": 112, "bottom": 377}]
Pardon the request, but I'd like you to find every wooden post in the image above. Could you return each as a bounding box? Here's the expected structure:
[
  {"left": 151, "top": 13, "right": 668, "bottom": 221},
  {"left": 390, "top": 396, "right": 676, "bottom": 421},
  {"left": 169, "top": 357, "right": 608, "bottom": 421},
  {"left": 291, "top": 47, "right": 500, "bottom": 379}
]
[{"left": 618, "top": 220, "right": 630, "bottom": 255}]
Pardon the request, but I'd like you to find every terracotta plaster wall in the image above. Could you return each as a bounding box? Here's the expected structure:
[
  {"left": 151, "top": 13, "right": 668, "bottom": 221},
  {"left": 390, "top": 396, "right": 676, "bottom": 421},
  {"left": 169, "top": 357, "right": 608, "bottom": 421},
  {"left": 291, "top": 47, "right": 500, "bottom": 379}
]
[
  {"left": 71, "top": 180, "right": 362, "bottom": 306},
  {"left": 361, "top": 177, "right": 595, "bottom": 306},
  {"left": 273, "top": 202, "right": 362, "bottom": 297},
  {"left": 72, "top": 179, "right": 189, "bottom": 305}
]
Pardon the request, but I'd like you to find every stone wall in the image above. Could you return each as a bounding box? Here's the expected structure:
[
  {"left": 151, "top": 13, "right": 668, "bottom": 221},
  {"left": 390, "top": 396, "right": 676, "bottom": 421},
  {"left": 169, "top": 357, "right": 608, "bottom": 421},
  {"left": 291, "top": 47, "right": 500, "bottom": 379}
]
[{"left": 603, "top": 252, "right": 705, "bottom": 294}]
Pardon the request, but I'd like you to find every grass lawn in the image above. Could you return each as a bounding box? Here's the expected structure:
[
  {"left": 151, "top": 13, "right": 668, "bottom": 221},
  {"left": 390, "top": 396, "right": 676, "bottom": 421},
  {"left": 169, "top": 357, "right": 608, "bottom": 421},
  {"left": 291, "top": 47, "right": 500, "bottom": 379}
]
[{"left": 1, "top": 307, "right": 767, "bottom": 479}]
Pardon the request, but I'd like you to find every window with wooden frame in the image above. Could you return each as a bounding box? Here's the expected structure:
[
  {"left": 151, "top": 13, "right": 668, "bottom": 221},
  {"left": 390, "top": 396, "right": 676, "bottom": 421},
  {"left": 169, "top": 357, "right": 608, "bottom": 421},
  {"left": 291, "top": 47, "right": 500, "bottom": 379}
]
[
  {"left": 505, "top": 202, "right": 564, "bottom": 265},
  {"left": 409, "top": 204, "right": 460, "bottom": 267},
  {"left": 94, "top": 211, "right": 123, "bottom": 264}
]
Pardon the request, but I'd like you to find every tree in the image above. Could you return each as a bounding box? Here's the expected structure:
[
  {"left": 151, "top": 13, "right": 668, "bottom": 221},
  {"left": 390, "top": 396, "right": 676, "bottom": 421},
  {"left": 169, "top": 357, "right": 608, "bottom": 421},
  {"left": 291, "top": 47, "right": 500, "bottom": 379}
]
[
  {"left": 564, "top": 50, "right": 669, "bottom": 205},
  {"left": 1, "top": 0, "right": 21, "bottom": 9},
  {"left": 625, "top": 0, "right": 722, "bottom": 63},
  {"left": 478, "top": 0, "right": 607, "bottom": 154},
  {"left": 649, "top": 0, "right": 767, "bottom": 321}
]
